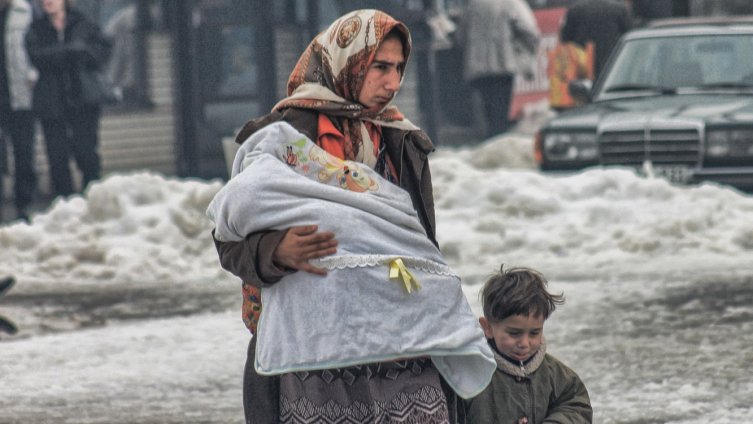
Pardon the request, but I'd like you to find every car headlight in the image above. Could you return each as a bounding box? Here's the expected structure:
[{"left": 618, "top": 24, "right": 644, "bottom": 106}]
[
  {"left": 542, "top": 132, "right": 598, "bottom": 161},
  {"left": 706, "top": 129, "right": 753, "bottom": 157}
]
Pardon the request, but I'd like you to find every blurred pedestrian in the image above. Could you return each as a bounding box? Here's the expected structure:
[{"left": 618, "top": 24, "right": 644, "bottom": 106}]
[
  {"left": 1, "top": 0, "right": 37, "bottom": 222},
  {"left": 547, "top": 37, "right": 593, "bottom": 111},
  {"left": 25, "top": 0, "right": 111, "bottom": 198},
  {"left": 462, "top": 0, "right": 540, "bottom": 138},
  {"left": 103, "top": 1, "right": 136, "bottom": 106},
  {"left": 560, "top": 0, "right": 632, "bottom": 80}
]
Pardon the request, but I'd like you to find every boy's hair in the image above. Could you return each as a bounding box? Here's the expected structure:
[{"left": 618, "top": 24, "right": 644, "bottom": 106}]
[{"left": 481, "top": 265, "right": 565, "bottom": 322}]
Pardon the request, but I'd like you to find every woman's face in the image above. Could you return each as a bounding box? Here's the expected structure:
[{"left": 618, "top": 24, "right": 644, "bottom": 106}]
[
  {"left": 41, "top": 0, "right": 65, "bottom": 16},
  {"left": 357, "top": 35, "right": 405, "bottom": 112}
]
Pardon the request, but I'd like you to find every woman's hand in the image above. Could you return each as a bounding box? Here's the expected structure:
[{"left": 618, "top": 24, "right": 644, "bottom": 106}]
[{"left": 273, "top": 225, "right": 338, "bottom": 276}]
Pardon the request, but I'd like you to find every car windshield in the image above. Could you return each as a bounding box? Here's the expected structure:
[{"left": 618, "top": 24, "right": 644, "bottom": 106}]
[{"left": 597, "top": 33, "right": 753, "bottom": 98}]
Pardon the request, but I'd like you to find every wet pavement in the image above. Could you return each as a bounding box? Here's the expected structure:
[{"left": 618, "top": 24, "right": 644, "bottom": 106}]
[
  {"left": 3, "top": 275, "right": 753, "bottom": 423},
  {"left": 0, "top": 281, "right": 247, "bottom": 424},
  {"left": 1, "top": 282, "right": 239, "bottom": 338}
]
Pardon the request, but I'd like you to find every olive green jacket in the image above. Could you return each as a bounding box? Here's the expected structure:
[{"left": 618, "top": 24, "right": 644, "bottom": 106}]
[{"left": 461, "top": 342, "right": 593, "bottom": 424}]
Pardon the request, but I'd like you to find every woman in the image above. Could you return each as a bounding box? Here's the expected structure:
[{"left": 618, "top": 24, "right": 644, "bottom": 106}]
[
  {"left": 210, "top": 9, "right": 494, "bottom": 424},
  {"left": 25, "top": 0, "right": 111, "bottom": 197}
]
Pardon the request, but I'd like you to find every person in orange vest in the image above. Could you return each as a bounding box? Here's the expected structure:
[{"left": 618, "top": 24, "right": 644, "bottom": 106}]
[
  {"left": 547, "top": 39, "right": 594, "bottom": 111},
  {"left": 560, "top": 0, "right": 632, "bottom": 80}
]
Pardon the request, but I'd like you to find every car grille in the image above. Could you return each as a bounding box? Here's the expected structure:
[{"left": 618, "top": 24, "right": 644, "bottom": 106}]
[{"left": 599, "top": 128, "right": 700, "bottom": 166}]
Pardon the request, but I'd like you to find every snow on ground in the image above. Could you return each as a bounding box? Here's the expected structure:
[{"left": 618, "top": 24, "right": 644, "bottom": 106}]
[{"left": 4, "top": 132, "right": 752, "bottom": 288}]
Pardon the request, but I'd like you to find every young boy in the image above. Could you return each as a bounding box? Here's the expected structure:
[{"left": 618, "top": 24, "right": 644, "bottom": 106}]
[{"left": 462, "top": 266, "right": 593, "bottom": 424}]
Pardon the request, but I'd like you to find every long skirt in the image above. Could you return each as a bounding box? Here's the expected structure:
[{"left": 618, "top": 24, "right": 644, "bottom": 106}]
[{"left": 279, "top": 358, "right": 450, "bottom": 424}]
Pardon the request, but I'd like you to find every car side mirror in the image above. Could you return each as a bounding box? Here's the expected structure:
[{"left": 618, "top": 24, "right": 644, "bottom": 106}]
[{"left": 568, "top": 79, "right": 593, "bottom": 104}]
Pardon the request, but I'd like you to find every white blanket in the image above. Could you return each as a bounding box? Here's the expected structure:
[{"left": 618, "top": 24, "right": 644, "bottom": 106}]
[{"left": 207, "top": 122, "right": 495, "bottom": 398}]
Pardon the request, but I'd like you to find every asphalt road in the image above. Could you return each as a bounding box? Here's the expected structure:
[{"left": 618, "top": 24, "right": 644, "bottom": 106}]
[
  {"left": 0, "top": 281, "right": 247, "bottom": 424},
  {"left": 3, "top": 274, "right": 753, "bottom": 423}
]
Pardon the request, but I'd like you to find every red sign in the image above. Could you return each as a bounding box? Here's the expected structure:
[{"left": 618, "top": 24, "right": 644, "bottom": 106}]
[{"left": 509, "top": 7, "right": 568, "bottom": 119}]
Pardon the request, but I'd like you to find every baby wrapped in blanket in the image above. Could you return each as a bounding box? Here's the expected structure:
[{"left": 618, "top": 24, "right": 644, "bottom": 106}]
[{"left": 207, "top": 121, "right": 495, "bottom": 398}]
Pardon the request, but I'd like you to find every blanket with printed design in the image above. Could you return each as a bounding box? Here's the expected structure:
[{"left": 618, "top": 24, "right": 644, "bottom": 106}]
[{"left": 207, "top": 122, "right": 495, "bottom": 398}]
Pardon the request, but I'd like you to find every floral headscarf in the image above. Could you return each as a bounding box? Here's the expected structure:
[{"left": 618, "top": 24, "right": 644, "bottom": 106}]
[{"left": 273, "top": 9, "right": 419, "bottom": 165}]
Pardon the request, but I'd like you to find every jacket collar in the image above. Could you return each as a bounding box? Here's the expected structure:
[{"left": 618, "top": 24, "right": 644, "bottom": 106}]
[{"left": 490, "top": 338, "right": 547, "bottom": 378}]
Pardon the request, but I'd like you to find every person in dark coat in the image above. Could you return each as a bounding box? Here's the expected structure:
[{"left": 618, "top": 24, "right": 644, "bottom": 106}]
[
  {"left": 462, "top": 0, "right": 540, "bottom": 138},
  {"left": 25, "top": 0, "right": 110, "bottom": 197},
  {"left": 560, "top": 0, "right": 632, "bottom": 80}
]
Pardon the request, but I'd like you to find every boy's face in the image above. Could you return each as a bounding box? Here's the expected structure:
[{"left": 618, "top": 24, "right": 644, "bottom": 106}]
[{"left": 479, "top": 313, "right": 544, "bottom": 362}]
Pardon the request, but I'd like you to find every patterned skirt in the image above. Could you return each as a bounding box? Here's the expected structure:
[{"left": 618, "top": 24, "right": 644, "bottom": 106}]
[{"left": 279, "top": 358, "right": 450, "bottom": 424}]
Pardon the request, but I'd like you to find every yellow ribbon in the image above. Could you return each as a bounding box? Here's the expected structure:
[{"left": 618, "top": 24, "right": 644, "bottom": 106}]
[{"left": 389, "top": 258, "right": 421, "bottom": 293}]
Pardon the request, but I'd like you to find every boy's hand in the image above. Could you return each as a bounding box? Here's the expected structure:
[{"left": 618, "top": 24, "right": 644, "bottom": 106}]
[{"left": 273, "top": 225, "right": 337, "bottom": 276}]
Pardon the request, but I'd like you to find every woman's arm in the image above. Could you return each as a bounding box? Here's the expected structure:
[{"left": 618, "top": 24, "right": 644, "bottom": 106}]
[
  {"left": 213, "top": 225, "right": 338, "bottom": 285},
  {"left": 213, "top": 229, "right": 290, "bottom": 286}
]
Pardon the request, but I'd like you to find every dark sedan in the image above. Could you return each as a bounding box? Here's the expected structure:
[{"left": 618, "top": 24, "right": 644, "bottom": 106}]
[{"left": 535, "top": 17, "right": 753, "bottom": 191}]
